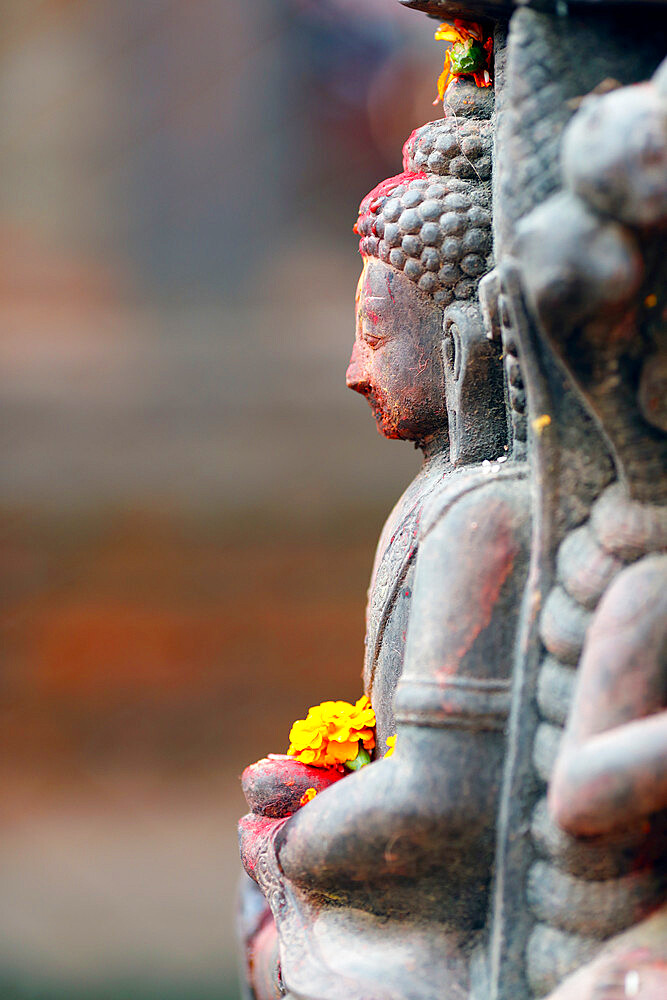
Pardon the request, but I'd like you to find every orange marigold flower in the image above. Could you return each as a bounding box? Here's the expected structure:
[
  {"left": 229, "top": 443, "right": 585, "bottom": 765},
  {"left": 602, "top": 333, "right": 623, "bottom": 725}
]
[
  {"left": 287, "top": 696, "right": 376, "bottom": 770},
  {"left": 299, "top": 787, "right": 317, "bottom": 806}
]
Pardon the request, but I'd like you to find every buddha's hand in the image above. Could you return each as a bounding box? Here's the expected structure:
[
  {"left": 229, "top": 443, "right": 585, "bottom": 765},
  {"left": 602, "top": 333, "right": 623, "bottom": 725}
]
[
  {"left": 238, "top": 811, "right": 287, "bottom": 889},
  {"left": 241, "top": 754, "right": 345, "bottom": 818},
  {"left": 239, "top": 755, "right": 346, "bottom": 899}
]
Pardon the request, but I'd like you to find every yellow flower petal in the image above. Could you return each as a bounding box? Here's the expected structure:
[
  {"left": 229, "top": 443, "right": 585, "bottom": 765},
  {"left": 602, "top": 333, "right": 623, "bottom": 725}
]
[
  {"left": 286, "top": 697, "right": 377, "bottom": 769},
  {"left": 434, "top": 24, "right": 464, "bottom": 43}
]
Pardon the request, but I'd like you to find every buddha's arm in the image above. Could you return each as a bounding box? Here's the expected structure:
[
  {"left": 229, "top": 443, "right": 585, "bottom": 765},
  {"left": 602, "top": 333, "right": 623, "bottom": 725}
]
[
  {"left": 549, "top": 554, "right": 667, "bottom": 838},
  {"left": 277, "top": 477, "right": 531, "bottom": 898}
]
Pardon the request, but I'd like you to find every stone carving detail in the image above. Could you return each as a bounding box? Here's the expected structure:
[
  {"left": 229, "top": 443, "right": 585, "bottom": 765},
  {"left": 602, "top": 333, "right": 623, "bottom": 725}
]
[
  {"left": 237, "top": 3, "right": 666, "bottom": 999},
  {"left": 355, "top": 118, "right": 493, "bottom": 304}
]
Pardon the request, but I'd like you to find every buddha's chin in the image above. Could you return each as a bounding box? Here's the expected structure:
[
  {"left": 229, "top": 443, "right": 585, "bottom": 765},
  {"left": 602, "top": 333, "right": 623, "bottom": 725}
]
[
  {"left": 364, "top": 392, "right": 420, "bottom": 441},
  {"left": 367, "top": 401, "right": 402, "bottom": 440}
]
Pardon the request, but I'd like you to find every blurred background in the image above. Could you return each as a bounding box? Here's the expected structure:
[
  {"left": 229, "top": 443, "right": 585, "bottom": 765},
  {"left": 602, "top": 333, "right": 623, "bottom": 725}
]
[{"left": 0, "top": 2, "right": 437, "bottom": 997}]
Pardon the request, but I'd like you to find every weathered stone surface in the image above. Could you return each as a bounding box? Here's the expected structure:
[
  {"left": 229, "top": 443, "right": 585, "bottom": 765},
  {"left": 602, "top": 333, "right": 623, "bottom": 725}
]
[{"left": 237, "top": 5, "right": 667, "bottom": 999}]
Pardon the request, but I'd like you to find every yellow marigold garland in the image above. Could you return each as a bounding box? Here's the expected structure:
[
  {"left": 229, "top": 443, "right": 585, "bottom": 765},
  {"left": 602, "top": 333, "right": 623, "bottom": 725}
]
[{"left": 287, "top": 696, "right": 376, "bottom": 770}]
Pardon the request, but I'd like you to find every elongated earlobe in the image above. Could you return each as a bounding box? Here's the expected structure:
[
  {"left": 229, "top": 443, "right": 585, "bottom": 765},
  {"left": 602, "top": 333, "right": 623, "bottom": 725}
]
[{"left": 442, "top": 303, "right": 507, "bottom": 465}]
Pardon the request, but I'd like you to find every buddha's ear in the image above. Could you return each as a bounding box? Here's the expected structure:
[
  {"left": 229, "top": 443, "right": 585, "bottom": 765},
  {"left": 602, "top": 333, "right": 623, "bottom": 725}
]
[{"left": 442, "top": 303, "right": 507, "bottom": 466}]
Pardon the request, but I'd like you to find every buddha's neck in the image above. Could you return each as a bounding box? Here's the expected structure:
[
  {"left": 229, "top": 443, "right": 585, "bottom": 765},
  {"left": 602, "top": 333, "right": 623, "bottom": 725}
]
[{"left": 419, "top": 427, "right": 450, "bottom": 468}]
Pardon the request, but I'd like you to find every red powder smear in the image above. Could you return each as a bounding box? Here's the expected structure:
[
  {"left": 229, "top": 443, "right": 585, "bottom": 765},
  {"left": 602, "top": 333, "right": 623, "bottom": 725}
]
[
  {"left": 355, "top": 167, "right": 427, "bottom": 252},
  {"left": 365, "top": 309, "right": 379, "bottom": 326}
]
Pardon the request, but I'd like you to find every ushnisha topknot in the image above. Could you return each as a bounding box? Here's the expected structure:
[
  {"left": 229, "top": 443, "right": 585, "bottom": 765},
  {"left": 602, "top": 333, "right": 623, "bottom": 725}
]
[{"left": 355, "top": 116, "right": 493, "bottom": 305}]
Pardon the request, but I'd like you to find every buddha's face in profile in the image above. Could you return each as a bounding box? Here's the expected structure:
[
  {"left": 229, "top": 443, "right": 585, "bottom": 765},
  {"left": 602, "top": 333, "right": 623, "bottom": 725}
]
[{"left": 346, "top": 258, "right": 449, "bottom": 443}]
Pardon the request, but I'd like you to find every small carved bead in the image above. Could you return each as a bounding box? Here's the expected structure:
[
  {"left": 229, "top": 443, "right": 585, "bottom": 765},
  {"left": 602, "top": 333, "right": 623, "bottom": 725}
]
[
  {"left": 536, "top": 657, "right": 575, "bottom": 727},
  {"left": 435, "top": 131, "right": 459, "bottom": 156},
  {"left": 363, "top": 236, "right": 379, "bottom": 257},
  {"left": 557, "top": 524, "right": 622, "bottom": 610},
  {"left": 476, "top": 156, "right": 492, "bottom": 180},
  {"left": 420, "top": 221, "right": 441, "bottom": 246},
  {"left": 438, "top": 263, "right": 459, "bottom": 285},
  {"left": 427, "top": 149, "right": 449, "bottom": 173},
  {"left": 378, "top": 240, "right": 390, "bottom": 263},
  {"left": 450, "top": 155, "right": 478, "bottom": 179},
  {"left": 467, "top": 205, "right": 492, "bottom": 227},
  {"left": 460, "top": 253, "right": 486, "bottom": 277},
  {"left": 461, "top": 134, "right": 483, "bottom": 158},
  {"left": 539, "top": 586, "right": 592, "bottom": 665},
  {"left": 421, "top": 247, "right": 440, "bottom": 271},
  {"left": 402, "top": 234, "right": 423, "bottom": 256},
  {"left": 398, "top": 208, "right": 422, "bottom": 234},
  {"left": 454, "top": 278, "right": 476, "bottom": 299},
  {"left": 384, "top": 222, "right": 401, "bottom": 247},
  {"left": 434, "top": 287, "right": 453, "bottom": 306},
  {"left": 462, "top": 227, "right": 491, "bottom": 254},
  {"left": 374, "top": 216, "right": 385, "bottom": 238},
  {"left": 419, "top": 199, "right": 443, "bottom": 221},
  {"left": 443, "top": 192, "right": 470, "bottom": 211},
  {"left": 527, "top": 859, "right": 660, "bottom": 938},
  {"left": 389, "top": 248, "right": 406, "bottom": 270},
  {"left": 440, "top": 212, "right": 466, "bottom": 236},
  {"left": 418, "top": 272, "right": 438, "bottom": 295},
  {"left": 403, "top": 188, "right": 423, "bottom": 209},
  {"left": 412, "top": 133, "right": 433, "bottom": 157},
  {"left": 410, "top": 178, "right": 430, "bottom": 190},
  {"left": 404, "top": 258, "right": 423, "bottom": 281},
  {"left": 425, "top": 184, "right": 447, "bottom": 202},
  {"left": 383, "top": 198, "right": 402, "bottom": 222},
  {"left": 413, "top": 150, "right": 428, "bottom": 170},
  {"left": 442, "top": 238, "right": 462, "bottom": 261}
]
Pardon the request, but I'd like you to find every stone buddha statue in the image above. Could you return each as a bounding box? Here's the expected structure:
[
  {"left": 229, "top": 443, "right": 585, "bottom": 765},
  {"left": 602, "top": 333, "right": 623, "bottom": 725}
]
[
  {"left": 239, "top": 80, "right": 533, "bottom": 1000},
  {"left": 237, "top": 3, "right": 667, "bottom": 999}
]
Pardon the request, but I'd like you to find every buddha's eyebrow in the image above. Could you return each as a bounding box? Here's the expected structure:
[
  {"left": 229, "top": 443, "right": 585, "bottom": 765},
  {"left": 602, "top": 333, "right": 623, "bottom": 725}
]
[
  {"left": 361, "top": 296, "right": 388, "bottom": 330},
  {"left": 362, "top": 289, "right": 388, "bottom": 308}
]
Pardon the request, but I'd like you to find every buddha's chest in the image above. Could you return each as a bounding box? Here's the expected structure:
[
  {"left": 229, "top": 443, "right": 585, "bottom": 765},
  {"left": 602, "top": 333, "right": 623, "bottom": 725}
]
[{"left": 363, "top": 460, "right": 450, "bottom": 747}]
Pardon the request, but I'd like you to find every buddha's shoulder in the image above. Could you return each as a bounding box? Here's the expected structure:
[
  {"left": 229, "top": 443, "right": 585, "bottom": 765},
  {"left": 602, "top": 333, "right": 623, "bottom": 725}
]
[{"left": 420, "top": 460, "right": 530, "bottom": 542}]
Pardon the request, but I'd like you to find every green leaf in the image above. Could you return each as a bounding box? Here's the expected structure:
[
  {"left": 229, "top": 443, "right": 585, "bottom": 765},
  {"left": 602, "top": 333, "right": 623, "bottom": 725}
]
[
  {"left": 345, "top": 747, "right": 371, "bottom": 771},
  {"left": 449, "top": 38, "right": 486, "bottom": 76}
]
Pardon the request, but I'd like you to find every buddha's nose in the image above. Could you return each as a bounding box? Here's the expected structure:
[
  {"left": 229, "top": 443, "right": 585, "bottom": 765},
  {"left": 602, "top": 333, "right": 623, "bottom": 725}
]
[{"left": 346, "top": 343, "right": 369, "bottom": 393}]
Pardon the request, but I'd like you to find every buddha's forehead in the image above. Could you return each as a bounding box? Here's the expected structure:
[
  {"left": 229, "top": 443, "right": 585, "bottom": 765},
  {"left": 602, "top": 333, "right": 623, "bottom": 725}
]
[
  {"left": 358, "top": 257, "right": 392, "bottom": 304},
  {"left": 357, "top": 258, "right": 410, "bottom": 318}
]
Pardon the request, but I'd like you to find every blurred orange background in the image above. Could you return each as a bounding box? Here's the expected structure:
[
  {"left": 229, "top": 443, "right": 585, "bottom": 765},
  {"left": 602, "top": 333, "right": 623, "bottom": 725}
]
[{"left": 0, "top": 2, "right": 436, "bottom": 997}]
